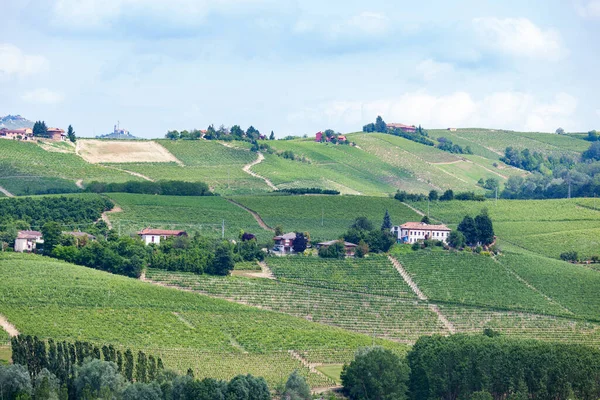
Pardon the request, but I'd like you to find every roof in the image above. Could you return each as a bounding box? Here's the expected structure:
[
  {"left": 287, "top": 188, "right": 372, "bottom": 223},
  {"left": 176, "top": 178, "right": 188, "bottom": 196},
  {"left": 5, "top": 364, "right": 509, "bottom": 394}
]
[
  {"left": 273, "top": 232, "right": 297, "bottom": 240},
  {"left": 17, "top": 230, "right": 43, "bottom": 239},
  {"left": 399, "top": 222, "right": 451, "bottom": 231},
  {"left": 387, "top": 123, "right": 416, "bottom": 129},
  {"left": 47, "top": 128, "right": 65, "bottom": 134},
  {"left": 317, "top": 240, "right": 358, "bottom": 247},
  {"left": 64, "top": 231, "right": 96, "bottom": 239},
  {"left": 138, "top": 228, "right": 187, "bottom": 236}
]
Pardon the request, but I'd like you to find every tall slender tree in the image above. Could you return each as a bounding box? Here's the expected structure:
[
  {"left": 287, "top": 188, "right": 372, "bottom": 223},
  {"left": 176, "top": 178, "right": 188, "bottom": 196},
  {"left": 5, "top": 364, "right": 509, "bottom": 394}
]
[{"left": 67, "top": 125, "right": 76, "bottom": 143}]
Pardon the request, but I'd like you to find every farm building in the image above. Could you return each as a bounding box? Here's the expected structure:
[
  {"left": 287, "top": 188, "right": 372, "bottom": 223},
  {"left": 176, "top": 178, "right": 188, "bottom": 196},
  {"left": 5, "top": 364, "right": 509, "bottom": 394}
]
[
  {"left": 273, "top": 232, "right": 297, "bottom": 254},
  {"left": 0, "top": 128, "right": 33, "bottom": 141},
  {"left": 391, "top": 222, "right": 451, "bottom": 244},
  {"left": 316, "top": 240, "right": 358, "bottom": 257},
  {"left": 315, "top": 132, "right": 323, "bottom": 142},
  {"left": 138, "top": 228, "right": 187, "bottom": 245},
  {"left": 63, "top": 231, "right": 96, "bottom": 246},
  {"left": 387, "top": 123, "right": 416, "bottom": 133},
  {"left": 47, "top": 128, "right": 66, "bottom": 141},
  {"left": 447, "top": 127, "right": 457, "bottom": 132},
  {"left": 14, "top": 230, "right": 44, "bottom": 253}
]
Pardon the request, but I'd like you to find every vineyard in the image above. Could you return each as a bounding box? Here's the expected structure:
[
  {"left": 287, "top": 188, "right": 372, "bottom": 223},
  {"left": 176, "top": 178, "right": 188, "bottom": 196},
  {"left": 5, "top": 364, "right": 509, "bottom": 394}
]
[
  {"left": 105, "top": 193, "right": 269, "bottom": 241},
  {"left": 267, "top": 256, "right": 415, "bottom": 298},
  {"left": 0, "top": 253, "right": 409, "bottom": 387},
  {"left": 410, "top": 198, "right": 600, "bottom": 259},
  {"left": 394, "top": 251, "right": 569, "bottom": 315},
  {"left": 233, "top": 195, "right": 420, "bottom": 241},
  {"left": 146, "top": 269, "right": 446, "bottom": 341}
]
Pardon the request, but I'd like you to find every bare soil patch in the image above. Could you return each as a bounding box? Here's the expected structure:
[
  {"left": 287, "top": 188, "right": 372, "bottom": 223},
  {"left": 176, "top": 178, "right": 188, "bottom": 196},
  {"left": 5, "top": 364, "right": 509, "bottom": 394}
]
[{"left": 77, "top": 140, "right": 181, "bottom": 164}]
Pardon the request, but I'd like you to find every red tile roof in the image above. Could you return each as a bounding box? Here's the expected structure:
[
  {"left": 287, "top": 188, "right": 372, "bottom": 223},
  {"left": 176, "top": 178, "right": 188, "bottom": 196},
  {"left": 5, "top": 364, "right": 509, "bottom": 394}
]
[
  {"left": 400, "top": 222, "right": 451, "bottom": 231},
  {"left": 17, "top": 230, "right": 43, "bottom": 239},
  {"left": 138, "top": 228, "right": 187, "bottom": 236}
]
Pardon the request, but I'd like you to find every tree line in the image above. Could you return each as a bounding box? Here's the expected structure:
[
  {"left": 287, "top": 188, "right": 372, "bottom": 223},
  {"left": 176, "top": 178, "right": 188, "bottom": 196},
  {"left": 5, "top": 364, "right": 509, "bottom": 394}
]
[
  {"left": 340, "top": 334, "right": 600, "bottom": 400},
  {"left": 395, "top": 189, "right": 486, "bottom": 202},
  {"left": 276, "top": 188, "right": 340, "bottom": 195},
  {"left": 165, "top": 125, "right": 275, "bottom": 142},
  {"left": 85, "top": 180, "right": 213, "bottom": 197},
  {"left": 5, "top": 335, "right": 312, "bottom": 400}
]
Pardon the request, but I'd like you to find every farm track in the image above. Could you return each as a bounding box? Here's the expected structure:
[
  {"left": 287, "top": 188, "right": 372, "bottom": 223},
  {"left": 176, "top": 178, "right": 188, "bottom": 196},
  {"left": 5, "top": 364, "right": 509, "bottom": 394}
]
[
  {"left": 288, "top": 350, "right": 336, "bottom": 389},
  {"left": 100, "top": 204, "right": 123, "bottom": 229},
  {"left": 0, "top": 314, "right": 19, "bottom": 337},
  {"left": 388, "top": 256, "right": 456, "bottom": 334},
  {"left": 0, "top": 185, "right": 15, "bottom": 197},
  {"left": 242, "top": 152, "right": 277, "bottom": 190},
  {"left": 225, "top": 198, "right": 274, "bottom": 232},
  {"left": 105, "top": 165, "right": 155, "bottom": 182}
]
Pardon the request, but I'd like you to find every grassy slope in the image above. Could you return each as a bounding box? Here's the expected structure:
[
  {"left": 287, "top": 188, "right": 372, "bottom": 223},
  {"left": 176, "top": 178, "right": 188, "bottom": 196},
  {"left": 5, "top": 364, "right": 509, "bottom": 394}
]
[
  {"left": 0, "top": 253, "right": 406, "bottom": 386},
  {"left": 105, "top": 193, "right": 269, "bottom": 241},
  {"left": 233, "top": 195, "right": 420, "bottom": 241}
]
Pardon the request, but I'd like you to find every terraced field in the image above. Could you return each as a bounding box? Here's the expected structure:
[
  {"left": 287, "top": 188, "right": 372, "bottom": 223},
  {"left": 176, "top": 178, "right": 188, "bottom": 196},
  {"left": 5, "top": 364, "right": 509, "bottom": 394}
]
[
  {"left": 0, "top": 253, "right": 407, "bottom": 387},
  {"left": 395, "top": 251, "right": 568, "bottom": 315},
  {"left": 146, "top": 269, "right": 446, "bottom": 342},
  {"left": 233, "top": 195, "right": 420, "bottom": 241},
  {"left": 410, "top": 198, "right": 600, "bottom": 259},
  {"left": 105, "top": 193, "right": 268, "bottom": 241}
]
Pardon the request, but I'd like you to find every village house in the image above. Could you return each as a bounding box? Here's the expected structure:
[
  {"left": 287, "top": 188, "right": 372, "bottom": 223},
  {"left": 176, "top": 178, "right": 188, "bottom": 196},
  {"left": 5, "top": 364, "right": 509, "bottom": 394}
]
[
  {"left": 63, "top": 231, "right": 96, "bottom": 246},
  {"left": 447, "top": 127, "right": 457, "bottom": 132},
  {"left": 14, "top": 230, "right": 44, "bottom": 253},
  {"left": 387, "top": 123, "right": 417, "bottom": 133},
  {"left": 315, "top": 131, "right": 323, "bottom": 142},
  {"left": 273, "top": 232, "right": 297, "bottom": 254},
  {"left": 316, "top": 240, "right": 358, "bottom": 257},
  {"left": 391, "top": 222, "right": 451, "bottom": 244},
  {"left": 138, "top": 228, "right": 187, "bottom": 245},
  {"left": 47, "top": 128, "right": 66, "bottom": 141},
  {"left": 0, "top": 128, "right": 33, "bottom": 141}
]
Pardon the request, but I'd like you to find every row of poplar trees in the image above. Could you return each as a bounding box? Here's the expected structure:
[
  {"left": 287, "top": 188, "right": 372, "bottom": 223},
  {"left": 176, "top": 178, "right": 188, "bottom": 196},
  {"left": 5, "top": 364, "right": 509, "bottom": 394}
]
[{"left": 10, "top": 335, "right": 164, "bottom": 385}]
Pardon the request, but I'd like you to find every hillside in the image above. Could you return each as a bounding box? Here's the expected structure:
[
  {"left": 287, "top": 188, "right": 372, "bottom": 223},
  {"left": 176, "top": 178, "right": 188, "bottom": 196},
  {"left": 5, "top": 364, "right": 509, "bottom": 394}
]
[{"left": 0, "top": 115, "right": 34, "bottom": 130}]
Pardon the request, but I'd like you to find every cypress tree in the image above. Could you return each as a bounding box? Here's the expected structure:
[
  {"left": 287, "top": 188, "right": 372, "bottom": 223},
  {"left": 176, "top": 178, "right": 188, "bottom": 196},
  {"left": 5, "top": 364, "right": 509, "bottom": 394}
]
[
  {"left": 474, "top": 209, "right": 494, "bottom": 245},
  {"left": 108, "top": 345, "right": 116, "bottom": 362},
  {"left": 136, "top": 351, "right": 148, "bottom": 383},
  {"left": 157, "top": 357, "right": 164, "bottom": 371},
  {"left": 148, "top": 355, "right": 157, "bottom": 382},
  {"left": 187, "top": 368, "right": 194, "bottom": 378},
  {"left": 458, "top": 215, "right": 478, "bottom": 246},
  {"left": 102, "top": 345, "right": 110, "bottom": 361},
  {"left": 116, "top": 351, "right": 123, "bottom": 373},
  {"left": 124, "top": 349, "right": 134, "bottom": 382},
  {"left": 381, "top": 209, "right": 392, "bottom": 230}
]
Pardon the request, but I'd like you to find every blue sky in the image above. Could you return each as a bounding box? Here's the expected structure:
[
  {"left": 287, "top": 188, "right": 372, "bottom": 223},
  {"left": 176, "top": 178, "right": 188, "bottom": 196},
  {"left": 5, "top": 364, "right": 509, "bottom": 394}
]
[{"left": 1, "top": 0, "right": 598, "bottom": 138}]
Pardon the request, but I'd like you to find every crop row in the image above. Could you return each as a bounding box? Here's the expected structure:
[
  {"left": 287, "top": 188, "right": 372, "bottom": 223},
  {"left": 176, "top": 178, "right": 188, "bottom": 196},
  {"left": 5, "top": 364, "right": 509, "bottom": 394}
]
[
  {"left": 266, "top": 256, "right": 416, "bottom": 298},
  {"left": 146, "top": 269, "right": 446, "bottom": 341}
]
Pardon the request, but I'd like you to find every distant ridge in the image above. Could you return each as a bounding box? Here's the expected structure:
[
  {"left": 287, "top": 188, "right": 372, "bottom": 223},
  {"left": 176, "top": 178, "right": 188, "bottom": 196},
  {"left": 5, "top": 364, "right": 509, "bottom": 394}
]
[
  {"left": 96, "top": 123, "right": 140, "bottom": 140},
  {"left": 0, "top": 115, "right": 34, "bottom": 130}
]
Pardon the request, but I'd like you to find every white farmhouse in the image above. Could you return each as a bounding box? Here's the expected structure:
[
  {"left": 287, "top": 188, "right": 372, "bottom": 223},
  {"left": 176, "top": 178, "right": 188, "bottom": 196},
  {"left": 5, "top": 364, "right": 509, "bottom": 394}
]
[
  {"left": 391, "top": 222, "right": 451, "bottom": 244},
  {"left": 14, "top": 230, "right": 44, "bottom": 252},
  {"left": 138, "top": 228, "right": 187, "bottom": 245}
]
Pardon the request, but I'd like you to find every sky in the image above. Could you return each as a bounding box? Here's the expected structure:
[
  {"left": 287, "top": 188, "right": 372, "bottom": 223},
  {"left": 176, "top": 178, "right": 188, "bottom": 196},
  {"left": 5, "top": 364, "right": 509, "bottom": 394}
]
[{"left": 0, "top": 0, "right": 599, "bottom": 138}]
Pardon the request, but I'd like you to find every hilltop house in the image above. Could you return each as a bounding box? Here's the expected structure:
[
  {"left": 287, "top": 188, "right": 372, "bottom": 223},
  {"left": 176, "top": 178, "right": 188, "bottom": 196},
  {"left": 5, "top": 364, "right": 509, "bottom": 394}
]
[
  {"left": 315, "top": 131, "right": 323, "bottom": 142},
  {"left": 273, "top": 232, "right": 297, "bottom": 254},
  {"left": 391, "top": 222, "right": 451, "bottom": 244},
  {"left": 387, "top": 123, "right": 416, "bottom": 133},
  {"left": 138, "top": 228, "right": 187, "bottom": 245},
  {"left": 316, "top": 240, "right": 358, "bottom": 257},
  {"left": 0, "top": 128, "right": 33, "bottom": 141},
  {"left": 14, "top": 230, "right": 44, "bottom": 252},
  {"left": 47, "top": 128, "right": 66, "bottom": 141}
]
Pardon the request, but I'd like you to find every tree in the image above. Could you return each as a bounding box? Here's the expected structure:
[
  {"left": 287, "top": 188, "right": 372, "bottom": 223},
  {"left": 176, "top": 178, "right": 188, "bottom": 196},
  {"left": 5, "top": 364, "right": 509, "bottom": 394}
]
[
  {"left": 122, "top": 382, "right": 162, "bottom": 400},
  {"left": 381, "top": 210, "right": 392, "bottom": 231},
  {"left": 351, "top": 217, "right": 373, "bottom": 231},
  {"left": 67, "top": 125, "right": 76, "bottom": 143},
  {"left": 318, "top": 242, "right": 345, "bottom": 259},
  {"left": 292, "top": 232, "right": 308, "bottom": 253},
  {"left": 375, "top": 116, "right": 387, "bottom": 133},
  {"left": 230, "top": 125, "right": 244, "bottom": 138},
  {"left": 274, "top": 226, "right": 283, "bottom": 236},
  {"left": 560, "top": 250, "right": 578, "bottom": 262},
  {"left": 556, "top": 127, "right": 565, "bottom": 135},
  {"left": 208, "top": 242, "right": 235, "bottom": 276},
  {"left": 282, "top": 370, "right": 311, "bottom": 400},
  {"left": 582, "top": 142, "right": 600, "bottom": 161},
  {"left": 447, "top": 231, "right": 466, "bottom": 249},
  {"left": 355, "top": 240, "right": 369, "bottom": 258},
  {"left": 42, "top": 222, "right": 63, "bottom": 255},
  {"left": 440, "top": 189, "right": 454, "bottom": 201},
  {"left": 73, "top": 359, "right": 125, "bottom": 399},
  {"left": 474, "top": 209, "right": 494, "bottom": 245},
  {"left": 124, "top": 349, "right": 134, "bottom": 382},
  {"left": 32, "top": 121, "right": 48, "bottom": 137},
  {"left": 587, "top": 130, "right": 598, "bottom": 141},
  {"left": 428, "top": 190, "right": 439, "bottom": 201},
  {"left": 0, "top": 364, "right": 32, "bottom": 399},
  {"left": 135, "top": 351, "right": 147, "bottom": 383},
  {"left": 471, "top": 391, "right": 494, "bottom": 400},
  {"left": 457, "top": 216, "right": 478, "bottom": 246},
  {"left": 341, "top": 347, "right": 409, "bottom": 400},
  {"left": 420, "top": 215, "right": 430, "bottom": 224},
  {"left": 269, "top": 131, "right": 275, "bottom": 140}
]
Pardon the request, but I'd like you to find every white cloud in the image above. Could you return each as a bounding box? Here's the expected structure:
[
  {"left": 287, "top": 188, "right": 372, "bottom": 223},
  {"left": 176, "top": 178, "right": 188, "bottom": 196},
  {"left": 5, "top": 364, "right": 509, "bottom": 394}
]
[
  {"left": 21, "top": 89, "right": 64, "bottom": 104},
  {"left": 575, "top": 0, "right": 600, "bottom": 18},
  {"left": 0, "top": 44, "right": 48, "bottom": 78},
  {"left": 289, "top": 91, "right": 578, "bottom": 133},
  {"left": 472, "top": 17, "right": 564, "bottom": 61},
  {"left": 415, "top": 59, "right": 454, "bottom": 82},
  {"left": 294, "top": 11, "right": 391, "bottom": 40}
]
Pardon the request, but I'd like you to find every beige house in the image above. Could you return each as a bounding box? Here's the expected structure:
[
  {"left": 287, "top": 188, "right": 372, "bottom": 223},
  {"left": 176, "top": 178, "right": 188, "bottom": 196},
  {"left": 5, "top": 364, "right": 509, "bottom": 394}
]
[
  {"left": 14, "top": 230, "right": 44, "bottom": 252},
  {"left": 391, "top": 222, "right": 451, "bottom": 244},
  {"left": 138, "top": 228, "right": 187, "bottom": 245}
]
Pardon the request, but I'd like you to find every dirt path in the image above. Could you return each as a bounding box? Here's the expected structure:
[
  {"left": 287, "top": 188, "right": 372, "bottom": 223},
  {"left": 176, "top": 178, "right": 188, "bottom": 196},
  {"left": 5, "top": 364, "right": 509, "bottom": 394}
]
[
  {"left": 0, "top": 185, "right": 15, "bottom": 197},
  {"left": 100, "top": 204, "right": 123, "bottom": 229},
  {"left": 243, "top": 152, "right": 277, "bottom": 190},
  {"left": 0, "top": 314, "right": 19, "bottom": 337},
  {"left": 388, "top": 256, "right": 456, "bottom": 334},
  {"left": 401, "top": 202, "right": 425, "bottom": 217},
  {"left": 105, "top": 166, "right": 155, "bottom": 182},
  {"left": 225, "top": 198, "right": 274, "bottom": 232}
]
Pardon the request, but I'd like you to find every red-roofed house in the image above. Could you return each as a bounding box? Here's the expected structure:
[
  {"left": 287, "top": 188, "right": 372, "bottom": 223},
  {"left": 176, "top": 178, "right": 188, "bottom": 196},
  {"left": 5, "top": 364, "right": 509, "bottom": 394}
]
[
  {"left": 315, "top": 131, "right": 323, "bottom": 142},
  {"left": 0, "top": 128, "right": 33, "bottom": 141},
  {"left": 273, "top": 232, "right": 297, "bottom": 254},
  {"left": 47, "top": 128, "right": 66, "bottom": 141},
  {"left": 387, "top": 123, "right": 417, "bottom": 133},
  {"left": 391, "top": 222, "right": 451, "bottom": 244},
  {"left": 316, "top": 240, "right": 357, "bottom": 257},
  {"left": 138, "top": 228, "right": 188, "bottom": 245},
  {"left": 14, "top": 230, "right": 44, "bottom": 252}
]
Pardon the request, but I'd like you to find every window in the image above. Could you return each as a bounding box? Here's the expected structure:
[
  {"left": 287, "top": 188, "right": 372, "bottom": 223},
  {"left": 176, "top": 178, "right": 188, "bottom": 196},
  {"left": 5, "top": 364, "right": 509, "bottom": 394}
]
[{"left": 151, "top": 236, "right": 155, "bottom": 243}]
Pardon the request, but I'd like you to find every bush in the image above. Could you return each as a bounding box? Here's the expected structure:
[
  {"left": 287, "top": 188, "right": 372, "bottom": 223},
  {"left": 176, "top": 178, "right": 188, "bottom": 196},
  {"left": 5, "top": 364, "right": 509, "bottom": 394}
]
[
  {"left": 85, "top": 180, "right": 213, "bottom": 196},
  {"left": 341, "top": 347, "right": 409, "bottom": 400},
  {"left": 560, "top": 250, "right": 578, "bottom": 262}
]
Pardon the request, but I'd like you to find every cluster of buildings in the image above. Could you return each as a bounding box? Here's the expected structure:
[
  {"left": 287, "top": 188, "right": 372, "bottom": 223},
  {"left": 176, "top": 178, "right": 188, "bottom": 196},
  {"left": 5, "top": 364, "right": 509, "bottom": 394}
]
[
  {"left": 0, "top": 127, "right": 65, "bottom": 141},
  {"left": 314, "top": 132, "right": 347, "bottom": 143},
  {"left": 14, "top": 230, "right": 96, "bottom": 253},
  {"left": 386, "top": 123, "right": 417, "bottom": 133}
]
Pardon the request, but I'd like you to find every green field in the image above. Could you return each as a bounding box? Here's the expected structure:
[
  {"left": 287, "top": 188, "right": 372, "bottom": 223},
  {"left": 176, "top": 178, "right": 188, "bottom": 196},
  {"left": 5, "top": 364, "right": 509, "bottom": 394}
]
[
  {"left": 0, "top": 253, "right": 408, "bottom": 387},
  {"left": 105, "top": 193, "right": 269, "bottom": 241},
  {"left": 146, "top": 269, "right": 446, "bottom": 342},
  {"left": 395, "top": 251, "right": 568, "bottom": 315},
  {"left": 234, "top": 195, "right": 420, "bottom": 241},
  {"left": 409, "top": 198, "right": 600, "bottom": 259}
]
